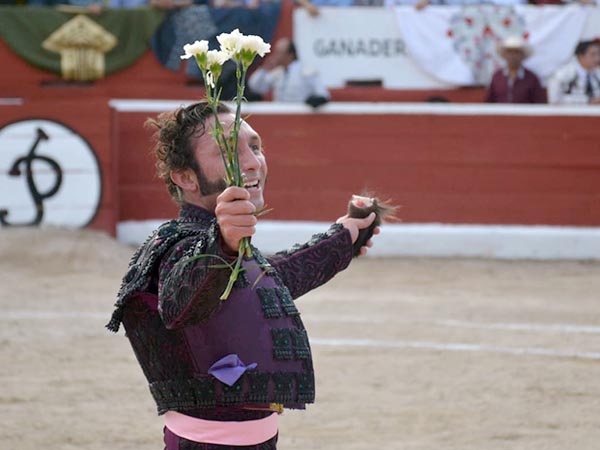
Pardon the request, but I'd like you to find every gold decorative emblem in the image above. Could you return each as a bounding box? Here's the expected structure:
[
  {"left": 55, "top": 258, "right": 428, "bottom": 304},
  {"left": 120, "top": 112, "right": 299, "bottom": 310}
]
[{"left": 42, "top": 14, "right": 117, "bottom": 81}]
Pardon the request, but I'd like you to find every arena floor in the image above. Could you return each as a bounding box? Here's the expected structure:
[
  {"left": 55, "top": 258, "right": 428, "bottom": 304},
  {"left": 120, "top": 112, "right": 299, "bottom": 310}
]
[{"left": 1, "top": 228, "right": 599, "bottom": 450}]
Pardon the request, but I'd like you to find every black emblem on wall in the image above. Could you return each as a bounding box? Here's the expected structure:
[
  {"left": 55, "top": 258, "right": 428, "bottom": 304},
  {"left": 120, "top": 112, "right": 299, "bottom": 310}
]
[
  {"left": 0, "top": 119, "right": 102, "bottom": 228},
  {"left": 1, "top": 128, "right": 63, "bottom": 226}
]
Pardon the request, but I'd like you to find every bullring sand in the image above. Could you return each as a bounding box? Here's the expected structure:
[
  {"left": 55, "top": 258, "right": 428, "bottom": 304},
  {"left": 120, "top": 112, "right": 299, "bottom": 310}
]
[{"left": 1, "top": 227, "right": 599, "bottom": 450}]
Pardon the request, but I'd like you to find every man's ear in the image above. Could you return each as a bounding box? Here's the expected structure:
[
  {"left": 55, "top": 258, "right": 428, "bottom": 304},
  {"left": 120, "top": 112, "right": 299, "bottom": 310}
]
[{"left": 170, "top": 169, "right": 198, "bottom": 193}]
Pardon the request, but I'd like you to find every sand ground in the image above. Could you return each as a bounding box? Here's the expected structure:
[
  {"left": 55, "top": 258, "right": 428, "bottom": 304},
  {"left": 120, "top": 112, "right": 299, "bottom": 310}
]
[{"left": 1, "top": 228, "right": 599, "bottom": 450}]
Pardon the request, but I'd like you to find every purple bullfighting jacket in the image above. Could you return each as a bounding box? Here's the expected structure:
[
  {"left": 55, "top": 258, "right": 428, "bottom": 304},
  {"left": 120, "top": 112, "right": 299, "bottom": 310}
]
[{"left": 107, "top": 204, "right": 353, "bottom": 415}]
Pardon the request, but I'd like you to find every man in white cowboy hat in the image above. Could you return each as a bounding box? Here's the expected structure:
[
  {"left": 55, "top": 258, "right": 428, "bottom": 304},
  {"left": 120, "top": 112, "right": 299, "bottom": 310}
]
[
  {"left": 547, "top": 39, "right": 600, "bottom": 105},
  {"left": 485, "top": 35, "right": 546, "bottom": 104}
]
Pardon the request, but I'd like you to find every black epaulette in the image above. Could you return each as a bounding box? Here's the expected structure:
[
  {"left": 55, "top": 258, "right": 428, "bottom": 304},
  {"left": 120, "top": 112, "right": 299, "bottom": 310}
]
[{"left": 106, "top": 219, "right": 204, "bottom": 332}]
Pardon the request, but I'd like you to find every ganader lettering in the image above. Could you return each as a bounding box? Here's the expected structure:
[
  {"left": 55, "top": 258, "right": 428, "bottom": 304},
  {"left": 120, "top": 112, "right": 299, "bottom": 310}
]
[{"left": 314, "top": 39, "right": 405, "bottom": 57}]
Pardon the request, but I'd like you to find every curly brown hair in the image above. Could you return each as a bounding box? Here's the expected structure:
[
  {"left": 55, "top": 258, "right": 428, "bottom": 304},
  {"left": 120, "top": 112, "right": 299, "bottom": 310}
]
[{"left": 146, "top": 101, "right": 231, "bottom": 204}]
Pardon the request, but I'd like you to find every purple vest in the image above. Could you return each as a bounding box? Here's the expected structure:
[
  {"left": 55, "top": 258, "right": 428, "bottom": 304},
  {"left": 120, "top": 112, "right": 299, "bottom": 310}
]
[
  {"left": 112, "top": 204, "right": 352, "bottom": 416},
  {"left": 122, "top": 250, "right": 314, "bottom": 414}
]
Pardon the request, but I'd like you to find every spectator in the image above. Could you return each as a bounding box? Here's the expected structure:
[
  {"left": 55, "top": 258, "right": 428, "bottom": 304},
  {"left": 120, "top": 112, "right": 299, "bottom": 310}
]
[
  {"left": 403, "top": 0, "right": 527, "bottom": 10},
  {"left": 305, "top": 0, "right": 354, "bottom": 4},
  {"left": 248, "top": 37, "right": 330, "bottom": 107},
  {"left": 547, "top": 40, "right": 600, "bottom": 105},
  {"left": 485, "top": 36, "right": 545, "bottom": 104},
  {"left": 529, "top": 0, "right": 596, "bottom": 4},
  {"left": 294, "top": 0, "right": 320, "bottom": 16},
  {"left": 211, "top": 0, "right": 260, "bottom": 7},
  {"left": 149, "top": 0, "right": 194, "bottom": 9},
  {"left": 109, "top": 0, "right": 151, "bottom": 7}
]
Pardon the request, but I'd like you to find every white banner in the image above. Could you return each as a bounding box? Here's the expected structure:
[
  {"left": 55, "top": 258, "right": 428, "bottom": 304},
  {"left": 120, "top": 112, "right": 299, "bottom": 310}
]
[
  {"left": 293, "top": 7, "right": 451, "bottom": 89},
  {"left": 293, "top": 5, "right": 598, "bottom": 89}
]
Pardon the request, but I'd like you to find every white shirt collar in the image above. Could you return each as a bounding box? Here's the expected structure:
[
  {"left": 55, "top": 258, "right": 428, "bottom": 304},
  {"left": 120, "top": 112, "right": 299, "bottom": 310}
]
[
  {"left": 502, "top": 66, "right": 525, "bottom": 79},
  {"left": 575, "top": 59, "right": 592, "bottom": 80}
]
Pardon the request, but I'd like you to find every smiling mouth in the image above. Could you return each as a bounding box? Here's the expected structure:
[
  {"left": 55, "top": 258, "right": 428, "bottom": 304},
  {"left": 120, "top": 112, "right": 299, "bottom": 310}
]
[{"left": 244, "top": 180, "right": 260, "bottom": 190}]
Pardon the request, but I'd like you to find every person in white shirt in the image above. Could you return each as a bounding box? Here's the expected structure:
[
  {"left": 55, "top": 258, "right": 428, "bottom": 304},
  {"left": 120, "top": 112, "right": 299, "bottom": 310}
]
[
  {"left": 400, "top": 0, "right": 527, "bottom": 9},
  {"left": 248, "top": 38, "right": 330, "bottom": 108},
  {"left": 547, "top": 40, "right": 600, "bottom": 105}
]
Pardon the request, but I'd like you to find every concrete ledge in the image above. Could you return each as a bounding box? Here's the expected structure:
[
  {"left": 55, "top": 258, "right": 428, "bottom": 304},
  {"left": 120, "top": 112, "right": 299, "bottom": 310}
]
[
  {"left": 117, "top": 220, "right": 600, "bottom": 261},
  {"left": 108, "top": 100, "right": 600, "bottom": 117}
]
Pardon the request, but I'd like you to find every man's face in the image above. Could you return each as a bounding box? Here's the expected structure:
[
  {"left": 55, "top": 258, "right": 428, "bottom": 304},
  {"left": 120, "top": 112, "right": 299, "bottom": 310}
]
[
  {"left": 578, "top": 44, "right": 600, "bottom": 71},
  {"left": 273, "top": 38, "right": 294, "bottom": 68},
  {"left": 501, "top": 48, "right": 525, "bottom": 69},
  {"left": 191, "top": 113, "right": 268, "bottom": 211}
]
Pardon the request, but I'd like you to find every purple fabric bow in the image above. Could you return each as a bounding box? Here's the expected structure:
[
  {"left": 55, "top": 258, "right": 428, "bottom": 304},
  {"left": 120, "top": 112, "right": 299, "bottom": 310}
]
[{"left": 208, "top": 354, "right": 258, "bottom": 387}]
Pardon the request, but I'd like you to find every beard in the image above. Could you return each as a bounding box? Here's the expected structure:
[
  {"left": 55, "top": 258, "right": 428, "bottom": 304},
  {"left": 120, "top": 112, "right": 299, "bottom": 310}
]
[
  {"left": 193, "top": 165, "right": 268, "bottom": 208},
  {"left": 194, "top": 166, "right": 228, "bottom": 197}
]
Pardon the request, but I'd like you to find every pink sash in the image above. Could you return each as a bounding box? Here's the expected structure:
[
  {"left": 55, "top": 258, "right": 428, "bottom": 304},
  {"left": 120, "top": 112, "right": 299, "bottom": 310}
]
[{"left": 164, "top": 411, "right": 278, "bottom": 446}]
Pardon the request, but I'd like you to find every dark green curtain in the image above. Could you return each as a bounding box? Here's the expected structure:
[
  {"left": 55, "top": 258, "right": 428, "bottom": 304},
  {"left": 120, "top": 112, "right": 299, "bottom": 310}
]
[{"left": 0, "top": 6, "right": 165, "bottom": 75}]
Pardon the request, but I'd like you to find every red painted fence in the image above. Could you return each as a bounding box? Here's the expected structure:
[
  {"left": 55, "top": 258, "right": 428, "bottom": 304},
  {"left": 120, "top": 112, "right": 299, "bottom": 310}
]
[
  {"left": 112, "top": 103, "right": 600, "bottom": 229},
  {"left": 2, "top": 101, "right": 599, "bottom": 235}
]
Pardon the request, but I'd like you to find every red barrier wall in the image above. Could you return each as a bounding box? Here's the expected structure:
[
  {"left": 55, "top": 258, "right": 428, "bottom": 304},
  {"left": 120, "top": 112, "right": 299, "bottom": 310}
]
[
  {"left": 2, "top": 101, "right": 599, "bottom": 235},
  {"left": 114, "top": 107, "right": 600, "bottom": 227}
]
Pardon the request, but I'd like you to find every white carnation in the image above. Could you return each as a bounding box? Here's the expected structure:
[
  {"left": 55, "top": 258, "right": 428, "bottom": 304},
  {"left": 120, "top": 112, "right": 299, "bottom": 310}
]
[
  {"left": 240, "top": 35, "right": 271, "bottom": 57},
  {"left": 180, "top": 40, "right": 209, "bottom": 60},
  {"left": 206, "top": 49, "right": 230, "bottom": 67},
  {"left": 217, "top": 28, "right": 244, "bottom": 57}
]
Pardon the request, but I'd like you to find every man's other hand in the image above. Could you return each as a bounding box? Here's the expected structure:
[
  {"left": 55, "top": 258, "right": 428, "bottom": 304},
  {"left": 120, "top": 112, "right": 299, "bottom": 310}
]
[{"left": 336, "top": 212, "right": 380, "bottom": 256}]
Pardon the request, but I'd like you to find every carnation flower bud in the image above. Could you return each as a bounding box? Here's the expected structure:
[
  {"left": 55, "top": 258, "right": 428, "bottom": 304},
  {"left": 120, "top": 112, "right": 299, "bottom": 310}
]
[{"left": 180, "top": 40, "right": 209, "bottom": 61}]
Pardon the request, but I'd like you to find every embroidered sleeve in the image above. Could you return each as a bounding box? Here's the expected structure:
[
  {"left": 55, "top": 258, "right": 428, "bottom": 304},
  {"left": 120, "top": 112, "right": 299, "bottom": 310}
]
[
  {"left": 266, "top": 224, "right": 353, "bottom": 300},
  {"left": 158, "top": 221, "right": 234, "bottom": 330}
]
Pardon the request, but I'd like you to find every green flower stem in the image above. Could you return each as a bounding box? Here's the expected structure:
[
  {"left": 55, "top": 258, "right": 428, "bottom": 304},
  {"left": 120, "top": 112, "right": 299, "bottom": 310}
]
[
  {"left": 231, "top": 62, "right": 246, "bottom": 187},
  {"left": 204, "top": 73, "right": 236, "bottom": 185},
  {"left": 196, "top": 49, "right": 262, "bottom": 298},
  {"left": 183, "top": 253, "right": 234, "bottom": 268},
  {"left": 214, "top": 128, "right": 234, "bottom": 184},
  {"left": 226, "top": 61, "right": 251, "bottom": 259},
  {"left": 219, "top": 238, "right": 246, "bottom": 300}
]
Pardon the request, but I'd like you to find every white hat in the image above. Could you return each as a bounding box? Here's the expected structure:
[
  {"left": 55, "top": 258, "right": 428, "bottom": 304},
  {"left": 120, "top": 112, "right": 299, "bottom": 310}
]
[{"left": 497, "top": 36, "right": 533, "bottom": 58}]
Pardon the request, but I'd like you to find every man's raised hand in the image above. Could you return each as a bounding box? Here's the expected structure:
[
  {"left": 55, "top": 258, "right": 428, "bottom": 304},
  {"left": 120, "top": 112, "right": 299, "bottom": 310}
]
[{"left": 215, "top": 187, "right": 257, "bottom": 254}]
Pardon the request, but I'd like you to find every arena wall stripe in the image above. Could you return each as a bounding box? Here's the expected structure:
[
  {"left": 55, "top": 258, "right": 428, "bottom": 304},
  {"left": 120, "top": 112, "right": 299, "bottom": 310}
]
[{"left": 117, "top": 220, "right": 600, "bottom": 261}]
